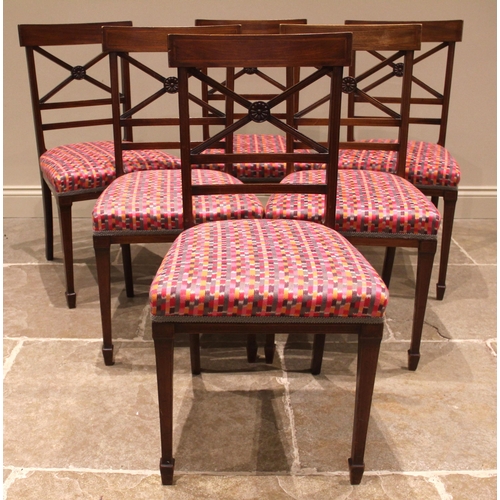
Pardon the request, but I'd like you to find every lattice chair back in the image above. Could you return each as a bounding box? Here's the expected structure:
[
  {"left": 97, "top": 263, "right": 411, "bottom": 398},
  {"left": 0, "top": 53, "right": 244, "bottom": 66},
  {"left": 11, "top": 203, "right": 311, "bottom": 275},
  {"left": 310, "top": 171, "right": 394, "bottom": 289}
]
[
  {"left": 345, "top": 20, "right": 463, "bottom": 147},
  {"left": 19, "top": 21, "right": 133, "bottom": 159},
  {"left": 168, "top": 32, "right": 352, "bottom": 229},
  {"left": 194, "top": 19, "right": 307, "bottom": 177},
  {"left": 102, "top": 24, "right": 242, "bottom": 178},
  {"left": 280, "top": 23, "right": 422, "bottom": 178}
]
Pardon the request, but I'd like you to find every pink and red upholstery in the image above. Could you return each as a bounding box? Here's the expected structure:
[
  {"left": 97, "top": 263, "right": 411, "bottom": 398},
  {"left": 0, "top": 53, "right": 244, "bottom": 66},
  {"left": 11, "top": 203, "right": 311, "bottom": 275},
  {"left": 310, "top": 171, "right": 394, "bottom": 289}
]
[
  {"left": 40, "top": 141, "right": 180, "bottom": 194},
  {"left": 150, "top": 218, "right": 388, "bottom": 320},
  {"left": 93, "top": 169, "right": 264, "bottom": 233},
  {"left": 201, "top": 134, "right": 323, "bottom": 180},
  {"left": 337, "top": 140, "right": 461, "bottom": 188},
  {"left": 266, "top": 170, "right": 441, "bottom": 236},
  {"left": 216, "top": 135, "right": 460, "bottom": 189}
]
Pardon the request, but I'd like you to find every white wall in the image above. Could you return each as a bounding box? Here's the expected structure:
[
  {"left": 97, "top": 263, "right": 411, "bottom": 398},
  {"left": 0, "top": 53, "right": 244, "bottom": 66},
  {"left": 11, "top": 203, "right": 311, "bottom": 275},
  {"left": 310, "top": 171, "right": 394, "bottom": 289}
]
[{"left": 4, "top": 0, "right": 497, "bottom": 218}]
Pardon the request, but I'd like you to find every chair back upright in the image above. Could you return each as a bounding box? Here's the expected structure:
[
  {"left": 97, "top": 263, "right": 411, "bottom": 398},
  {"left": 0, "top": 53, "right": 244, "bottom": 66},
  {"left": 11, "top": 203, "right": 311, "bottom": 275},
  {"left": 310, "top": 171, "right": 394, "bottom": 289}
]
[
  {"left": 345, "top": 20, "right": 463, "bottom": 147},
  {"left": 168, "top": 32, "right": 352, "bottom": 229},
  {"left": 19, "top": 21, "right": 133, "bottom": 158},
  {"left": 102, "top": 24, "right": 242, "bottom": 177},
  {"left": 280, "top": 23, "right": 421, "bottom": 178}
]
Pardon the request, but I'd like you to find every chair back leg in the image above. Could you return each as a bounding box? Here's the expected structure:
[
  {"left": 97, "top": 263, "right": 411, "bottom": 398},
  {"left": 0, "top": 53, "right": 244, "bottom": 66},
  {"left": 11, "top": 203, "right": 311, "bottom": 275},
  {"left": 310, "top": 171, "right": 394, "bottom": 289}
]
[{"left": 56, "top": 199, "right": 76, "bottom": 308}]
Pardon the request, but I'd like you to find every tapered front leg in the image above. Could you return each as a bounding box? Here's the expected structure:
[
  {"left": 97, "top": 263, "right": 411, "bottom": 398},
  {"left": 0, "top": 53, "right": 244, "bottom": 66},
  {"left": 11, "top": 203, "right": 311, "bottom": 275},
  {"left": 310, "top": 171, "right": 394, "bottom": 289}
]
[
  {"left": 94, "top": 236, "right": 114, "bottom": 365},
  {"left": 41, "top": 177, "right": 54, "bottom": 261},
  {"left": 189, "top": 334, "right": 201, "bottom": 375},
  {"left": 153, "top": 322, "right": 176, "bottom": 485},
  {"left": 408, "top": 238, "right": 437, "bottom": 370},
  {"left": 247, "top": 334, "right": 258, "bottom": 363},
  {"left": 264, "top": 334, "right": 276, "bottom": 364},
  {"left": 311, "top": 334, "right": 326, "bottom": 375},
  {"left": 349, "top": 323, "right": 383, "bottom": 485},
  {"left": 381, "top": 247, "right": 396, "bottom": 288}
]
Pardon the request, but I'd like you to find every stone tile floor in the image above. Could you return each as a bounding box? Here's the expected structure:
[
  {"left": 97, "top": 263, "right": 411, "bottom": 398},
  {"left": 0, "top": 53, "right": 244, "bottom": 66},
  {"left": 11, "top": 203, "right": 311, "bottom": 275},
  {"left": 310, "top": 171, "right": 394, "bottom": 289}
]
[{"left": 3, "top": 218, "right": 497, "bottom": 499}]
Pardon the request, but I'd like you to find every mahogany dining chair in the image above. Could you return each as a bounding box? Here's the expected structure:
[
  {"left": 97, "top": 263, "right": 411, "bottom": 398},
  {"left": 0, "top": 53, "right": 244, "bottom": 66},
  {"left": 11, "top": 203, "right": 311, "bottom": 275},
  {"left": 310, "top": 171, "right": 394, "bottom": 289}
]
[
  {"left": 344, "top": 20, "right": 464, "bottom": 300},
  {"left": 92, "top": 25, "right": 266, "bottom": 366},
  {"left": 269, "top": 23, "right": 439, "bottom": 371},
  {"left": 150, "top": 30, "right": 387, "bottom": 486}
]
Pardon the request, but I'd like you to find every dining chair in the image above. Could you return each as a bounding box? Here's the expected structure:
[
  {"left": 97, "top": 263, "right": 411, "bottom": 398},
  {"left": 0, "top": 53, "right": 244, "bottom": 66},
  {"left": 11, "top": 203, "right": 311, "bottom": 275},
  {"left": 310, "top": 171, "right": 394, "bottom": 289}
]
[
  {"left": 93, "top": 24, "right": 265, "bottom": 367},
  {"left": 19, "top": 21, "right": 135, "bottom": 308},
  {"left": 151, "top": 31, "right": 388, "bottom": 486},
  {"left": 344, "top": 20, "right": 464, "bottom": 300},
  {"left": 271, "top": 23, "right": 440, "bottom": 371},
  {"left": 194, "top": 18, "right": 307, "bottom": 181}
]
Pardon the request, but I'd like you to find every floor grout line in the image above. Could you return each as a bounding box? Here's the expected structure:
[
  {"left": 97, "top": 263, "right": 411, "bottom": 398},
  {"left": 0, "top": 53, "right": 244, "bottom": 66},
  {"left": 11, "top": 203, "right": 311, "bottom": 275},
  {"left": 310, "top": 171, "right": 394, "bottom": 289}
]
[
  {"left": 486, "top": 339, "right": 497, "bottom": 357},
  {"left": 3, "top": 339, "right": 24, "bottom": 380},
  {"left": 275, "top": 342, "right": 301, "bottom": 474},
  {"left": 3, "top": 467, "right": 29, "bottom": 500},
  {"left": 3, "top": 465, "right": 496, "bottom": 478},
  {"left": 3, "top": 336, "right": 495, "bottom": 345},
  {"left": 425, "top": 475, "right": 453, "bottom": 500},
  {"left": 450, "top": 236, "right": 491, "bottom": 266}
]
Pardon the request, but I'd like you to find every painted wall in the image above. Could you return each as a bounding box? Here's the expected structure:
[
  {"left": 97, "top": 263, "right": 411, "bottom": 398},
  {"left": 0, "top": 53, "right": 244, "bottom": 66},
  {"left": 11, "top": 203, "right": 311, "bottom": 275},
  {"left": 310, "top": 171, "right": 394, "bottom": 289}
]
[{"left": 4, "top": 0, "right": 497, "bottom": 217}]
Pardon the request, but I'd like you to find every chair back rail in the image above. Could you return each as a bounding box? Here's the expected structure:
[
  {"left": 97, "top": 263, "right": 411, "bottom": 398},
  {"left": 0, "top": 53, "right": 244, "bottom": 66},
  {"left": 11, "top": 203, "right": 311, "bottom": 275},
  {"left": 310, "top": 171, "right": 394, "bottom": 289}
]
[{"left": 195, "top": 18, "right": 307, "bottom": 33}]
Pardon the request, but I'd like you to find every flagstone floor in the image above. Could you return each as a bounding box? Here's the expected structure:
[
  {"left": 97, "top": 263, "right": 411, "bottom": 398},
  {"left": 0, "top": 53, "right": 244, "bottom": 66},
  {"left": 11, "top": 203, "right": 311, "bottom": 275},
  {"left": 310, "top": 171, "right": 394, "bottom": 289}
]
[{"left": 3, "top": 217, "right": 497, "bottom": 499}]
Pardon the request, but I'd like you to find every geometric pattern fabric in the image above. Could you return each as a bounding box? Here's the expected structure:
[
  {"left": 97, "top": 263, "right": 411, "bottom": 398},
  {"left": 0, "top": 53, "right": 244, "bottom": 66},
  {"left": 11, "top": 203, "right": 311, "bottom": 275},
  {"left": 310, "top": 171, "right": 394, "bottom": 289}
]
[
  {"left": 337, "top": 140, "right": 461, "bottom": 187},
  {"left": 40, "top": 141, "right": 180, "bottom": 194},
  {"left": 150, "top": 218, "right": 389, "bottom": 320},
  {"left": 202, "top": 135, "right": 460, "bottom": 187},
  {"left": 266, "top": 170, "right": 441, "bottom": 236},
  {"left": 201, "top": 134, "right": 324, "bottom": 180},
  {"left": 92, "top": 169, "right": 264, "bottom": 233}
]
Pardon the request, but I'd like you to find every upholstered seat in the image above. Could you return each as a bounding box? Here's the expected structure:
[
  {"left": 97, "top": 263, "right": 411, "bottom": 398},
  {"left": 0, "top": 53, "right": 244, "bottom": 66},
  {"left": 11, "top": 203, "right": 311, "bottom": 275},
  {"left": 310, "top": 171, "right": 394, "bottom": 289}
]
[
  {"left": 151, "top": 218, "right": 388, "bottom": 320},
  {"left": 337, "top": 140, "right": 461, "bottom": 187},
  {"left": 93, "top": 169, "right": 264, "bottom": 234},
  {"left": 266, "top": 169, "right": 441, "bottom": 236},
  {"left": 40, "top": 141, "right": 180, "bottom": 195},
  {"left": 201, "top": 134, "right": 324, "bottom": 180}
]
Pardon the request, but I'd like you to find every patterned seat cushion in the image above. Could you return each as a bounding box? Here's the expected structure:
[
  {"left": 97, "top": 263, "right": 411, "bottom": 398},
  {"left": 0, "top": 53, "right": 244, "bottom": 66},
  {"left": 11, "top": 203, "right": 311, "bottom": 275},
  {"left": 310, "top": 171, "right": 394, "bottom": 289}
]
[
  {"left": 200, "top": 134, "right": 323, "bottom": 179},
  {"left": 265, "top": 170, "right": 441, "bottom": 236},
  {"left": 40, "top": 141, "right": 180, "bottom": 194},
  {"left": 93, "top": 169, "right": 264, "bottom": 233},
  {"left": 150, "top": 219, "right": 388, "bottom": 321},
  {"left": 337, "top": 140, "right": 461, "bottom": 187}
]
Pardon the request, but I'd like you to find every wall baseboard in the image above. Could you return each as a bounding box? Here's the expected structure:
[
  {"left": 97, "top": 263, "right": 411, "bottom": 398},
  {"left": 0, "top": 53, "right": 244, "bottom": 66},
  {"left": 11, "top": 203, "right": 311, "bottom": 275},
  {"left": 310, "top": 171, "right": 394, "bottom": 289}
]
[{"left": 3, "top": 184, "right": 497, "bottom": 219}]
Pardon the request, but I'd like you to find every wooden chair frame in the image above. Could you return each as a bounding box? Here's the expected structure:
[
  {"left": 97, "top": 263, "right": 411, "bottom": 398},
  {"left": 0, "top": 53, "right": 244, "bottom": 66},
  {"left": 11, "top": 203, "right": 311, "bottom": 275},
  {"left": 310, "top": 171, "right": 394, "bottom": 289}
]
[
  {"left": 19, "top": 21, "right": 133, "bottom": 308},
  {"left": 94, "top": 25, "right": 243, "bottom": 366},
  {"left": 279, "top": 24, "right": 437, "bottom": 371},
  {"left": 152, "top": 31, "right": 385, "bottom": 486},
  {"left": 345, "top": 20, "right": 464, "bottom": 300}
]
